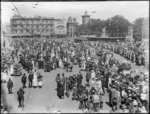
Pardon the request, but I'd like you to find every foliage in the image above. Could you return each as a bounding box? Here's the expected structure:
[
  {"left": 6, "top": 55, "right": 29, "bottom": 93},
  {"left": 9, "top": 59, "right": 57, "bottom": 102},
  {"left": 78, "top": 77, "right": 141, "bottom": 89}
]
[
  {"left": 132, "top": 18, "right": 144, "bottom": 42},
  {"left": 105, "top": 15, "right": 131, "bottom": 37},
  {"left": 75, "top": 15, "right": 131, "bottom": 37},
  {"left": 75, "top": 19, "right": 105, "bottom": 37}
]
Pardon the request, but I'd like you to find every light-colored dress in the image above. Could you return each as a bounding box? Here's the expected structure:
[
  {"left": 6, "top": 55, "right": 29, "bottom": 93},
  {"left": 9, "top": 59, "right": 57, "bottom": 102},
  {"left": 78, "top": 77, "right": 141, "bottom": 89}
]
[
  {"left": 10, "top": 65, "right": 14, "bottom": 75},
  {"left": 33, "top": 72, "right": 38, "bottom": 87},
  {"left": 59, "top": 59, "right": 64, "bottom": 68},
  {"left": 1, "top": 72, "right": 7, "bottom": 81},
  {"left": 96, "top": 80, "right": 103, "bottom": 95}
]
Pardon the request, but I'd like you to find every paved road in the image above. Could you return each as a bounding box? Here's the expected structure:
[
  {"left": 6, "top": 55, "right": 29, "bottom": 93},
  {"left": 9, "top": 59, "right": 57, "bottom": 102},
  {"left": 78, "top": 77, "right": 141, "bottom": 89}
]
[{"left": 2, "top": 51, "right": 148, "bottom": 113}]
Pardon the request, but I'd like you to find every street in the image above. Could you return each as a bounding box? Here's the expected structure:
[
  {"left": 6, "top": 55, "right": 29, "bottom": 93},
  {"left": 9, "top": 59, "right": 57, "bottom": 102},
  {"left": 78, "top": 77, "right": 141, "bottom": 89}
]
[{"left": 2, "top": 50, "right": 148, "bottom": 113}]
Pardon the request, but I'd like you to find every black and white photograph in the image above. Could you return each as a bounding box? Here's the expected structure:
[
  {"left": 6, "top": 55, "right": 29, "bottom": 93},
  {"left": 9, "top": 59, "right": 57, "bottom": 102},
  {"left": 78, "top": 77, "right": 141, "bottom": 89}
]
[{"left": 1, "top": 1, "right": 149, "bottom": 113}]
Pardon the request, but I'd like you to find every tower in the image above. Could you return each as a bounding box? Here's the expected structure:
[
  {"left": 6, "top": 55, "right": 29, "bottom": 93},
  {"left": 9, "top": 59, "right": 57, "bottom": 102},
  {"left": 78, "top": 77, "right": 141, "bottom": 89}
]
[{"left": 82, "top": 11, "right": 90, "bottom": 25}]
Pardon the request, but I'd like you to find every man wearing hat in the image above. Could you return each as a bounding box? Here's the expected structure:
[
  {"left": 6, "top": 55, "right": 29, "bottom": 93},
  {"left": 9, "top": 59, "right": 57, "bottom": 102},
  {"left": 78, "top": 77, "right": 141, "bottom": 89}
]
[
  {"left": 61, "top": 73, "right": 66, "bottom": 93},
  {"left": 21, "top": 73, "right": 27, "bottom": 88},
  {"left": 28, "top": 71, "right": 33, "bottom": 88},
  {"left": 72, "top": 84, "right": 77, "bottom": 100},
  {"left": 55, "top": 73, "right": 60, "bottom": 90},
  {"left": 77, "top": 71, "right": 83, "bottom": 88},
  {"left": 7, "top": 78, "right": 13, "bottom": 94},
  {"left": 86, "top": 71, "right": 91, "bottom": 86},
  {"left": 57, "top": 80, "right": 64, "bottom": 99},
  {"left": 65, "top": 77, "right": 70, "bottom": 98},
  {"left": 17, "top": 87, "right": 25, "bottom": 108}
]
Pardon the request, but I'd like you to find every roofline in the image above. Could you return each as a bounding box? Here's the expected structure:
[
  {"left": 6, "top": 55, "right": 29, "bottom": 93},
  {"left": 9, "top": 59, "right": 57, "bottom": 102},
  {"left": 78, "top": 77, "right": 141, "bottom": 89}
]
[{"left": 82, "top": 15, "right": 90, "bottom": 17}]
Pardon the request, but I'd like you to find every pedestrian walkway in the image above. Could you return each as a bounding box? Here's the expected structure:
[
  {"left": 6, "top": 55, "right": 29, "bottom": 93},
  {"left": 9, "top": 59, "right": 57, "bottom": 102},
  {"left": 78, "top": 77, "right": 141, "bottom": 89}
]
[{"left": 3, "top": 51, "right": 148, "bottom": 113}]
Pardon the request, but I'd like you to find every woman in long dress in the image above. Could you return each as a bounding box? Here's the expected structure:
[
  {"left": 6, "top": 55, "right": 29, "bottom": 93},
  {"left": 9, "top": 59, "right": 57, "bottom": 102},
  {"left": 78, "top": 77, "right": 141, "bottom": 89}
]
[
  {"left": 59, "top": 58, "right": 63, "bottom": 68},
  {"left": 1, "top": 71, "right": 7, "bottom": 83},
  {"left": 10, "top": 64, "right": 14, "bottom": 76},
  {"left": 33, "top": 71, "right": 38, "bottom": 88}
]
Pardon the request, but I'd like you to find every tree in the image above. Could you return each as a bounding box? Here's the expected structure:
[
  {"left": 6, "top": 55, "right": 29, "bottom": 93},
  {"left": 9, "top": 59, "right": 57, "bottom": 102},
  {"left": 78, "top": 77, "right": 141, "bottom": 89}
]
[
  {"left": 132, "top": 18, "right": 144, "bottom": 42},
  {"left": 75, "top": 24, "right": 89, "bottom": 36},
  {"left": 75, "top": 19, "right": 105, "bottom": 37},
  {"left": 105, "top": 15, "right": 131, "bottom": 37}
]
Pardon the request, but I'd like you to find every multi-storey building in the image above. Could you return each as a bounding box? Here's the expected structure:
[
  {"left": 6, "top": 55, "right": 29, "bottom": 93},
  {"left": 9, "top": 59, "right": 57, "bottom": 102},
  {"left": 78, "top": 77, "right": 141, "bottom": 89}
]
[
  {"left": 67, "top": 17, "right": 77, "bottom": 37},
  {"left": 54, "top": 19, "right": 67, "bottom": 38},
  {"left": 10, "top": 15, "right": 67, "bottom": 38},
  {"left": 1, "top": 23, "right": 11, "bottom": 49}
]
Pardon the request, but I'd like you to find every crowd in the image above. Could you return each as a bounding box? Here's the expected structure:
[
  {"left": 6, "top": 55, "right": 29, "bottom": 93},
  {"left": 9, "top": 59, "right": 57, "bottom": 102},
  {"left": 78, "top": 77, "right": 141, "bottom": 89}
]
[
  {"left": 104, "top": 41, "right": 146, "bottom": 66},
  {"left": 1, "top": 38, "right": 149, "bottom": 113}
]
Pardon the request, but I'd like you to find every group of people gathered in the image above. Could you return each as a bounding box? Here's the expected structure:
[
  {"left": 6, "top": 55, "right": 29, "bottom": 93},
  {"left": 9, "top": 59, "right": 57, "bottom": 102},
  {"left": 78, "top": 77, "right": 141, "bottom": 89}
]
[
  {"left": 1, "top": 38, "right": 149, "bottom": 113},
  {"left": 104, "top": 41, "right": 147, "bottom": 66}
]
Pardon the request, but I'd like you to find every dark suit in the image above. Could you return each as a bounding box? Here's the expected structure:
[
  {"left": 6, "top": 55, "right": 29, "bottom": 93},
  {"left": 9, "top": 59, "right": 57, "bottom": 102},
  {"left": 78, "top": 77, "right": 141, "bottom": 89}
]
[
  {"left": 21, "top": 75, "right": 27, "bottom": 88},
  {"left": 17, "top": 89, "right": 24, "bottom": 107},
  {"left": 7, "top": 80, "right": 13, "bottom": 93},
  {"left": 28, "top": 73, "right": 33, "bottom": 87}
]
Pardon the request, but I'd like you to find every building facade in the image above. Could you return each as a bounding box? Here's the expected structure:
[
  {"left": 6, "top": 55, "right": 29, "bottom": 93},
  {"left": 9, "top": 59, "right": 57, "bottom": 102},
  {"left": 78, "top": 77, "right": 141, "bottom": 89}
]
[
  {"left": 54, "top": 19, "right": 67, "bottom": 38},
  {"left": 82, "top": 11, "right": 90, "bottom": 25},
  {"left": 67, "top": 17, "right": 77, "bottom": 37},
  {"left": 10, "top": 15, "right": 67, "bottom": 38},
  {"left": 1, "top": 23, "right": 11, "bottom": 49}
]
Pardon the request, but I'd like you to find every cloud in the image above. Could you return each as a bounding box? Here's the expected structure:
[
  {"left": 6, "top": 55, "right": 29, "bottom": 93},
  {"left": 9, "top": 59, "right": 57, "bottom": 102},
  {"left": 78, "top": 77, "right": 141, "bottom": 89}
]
[{"left": 1, "top": 1, "right": 149, "bottom": 24}]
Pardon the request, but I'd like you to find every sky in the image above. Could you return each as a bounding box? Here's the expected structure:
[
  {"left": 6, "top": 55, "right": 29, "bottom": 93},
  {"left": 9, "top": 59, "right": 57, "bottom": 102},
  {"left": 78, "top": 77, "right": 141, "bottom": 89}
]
[{"left": 1, "top": 1, "right": 149, "bottom": 25}]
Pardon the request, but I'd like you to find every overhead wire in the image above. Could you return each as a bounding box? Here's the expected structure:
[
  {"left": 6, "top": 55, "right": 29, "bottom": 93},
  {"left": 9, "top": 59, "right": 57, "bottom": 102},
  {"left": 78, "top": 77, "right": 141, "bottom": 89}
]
[{"left": 11, "top": 2, "right": 37, "bottom": 36}]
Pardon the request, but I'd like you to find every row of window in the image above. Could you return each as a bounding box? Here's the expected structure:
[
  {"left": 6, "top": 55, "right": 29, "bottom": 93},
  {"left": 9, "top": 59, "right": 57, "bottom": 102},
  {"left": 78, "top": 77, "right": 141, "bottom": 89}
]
[
  {"left": 12, "top": 30, "right": 54, "bottom": 34},
  {"left": 12, "top": 20, "right": 54, "bottom": 24},
  {"left": 56, "top": 31, "right": 66, "bottom": 34},
  {"left": 12, "top": 24, "right": 54, "bottom": 28}
]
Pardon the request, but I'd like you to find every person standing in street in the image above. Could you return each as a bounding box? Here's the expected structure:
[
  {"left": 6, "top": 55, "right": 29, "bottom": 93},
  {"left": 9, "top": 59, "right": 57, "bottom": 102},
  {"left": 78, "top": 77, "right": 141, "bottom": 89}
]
[
  {"left": 33, "top": 70, "right": 38, "bottom": 88},
  {"left": 7, "top": 78, "right": 13, "bottom": 94},
  {"left": 28, "top": 71, "right": 33, "bottom": 88},
  {"left": 55, "top": 73, "right": 60, "bottom": 90},
  {"left": 65, "top": 77, "right": 70, "bottom": 98},
  {"left": 17, "top": 87, "right": 25, "bottom": 108},
  {"left": 37, "top": 72, "right": 43, "bottom": 88},
  {"left": 21, "top": 73, "right": 27, "bottom": 88},
  {"left": 77, "top": 71, "right": 83, "bottom": 88},
  {"left": 61, "top": 73, "right": 66, "bottom": 93},
  {"left": 86, "top": 71, "right": 91, "bottom": 87}
]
